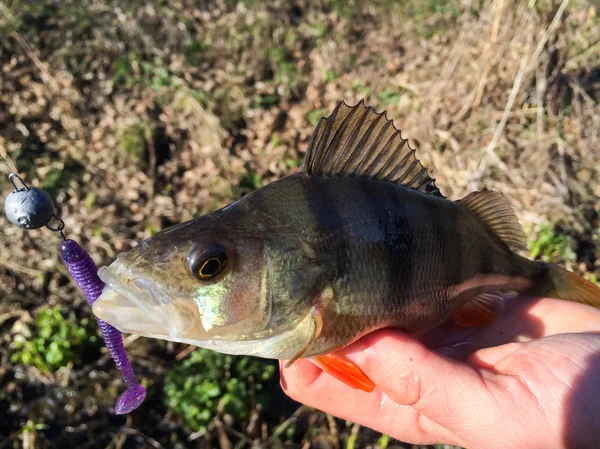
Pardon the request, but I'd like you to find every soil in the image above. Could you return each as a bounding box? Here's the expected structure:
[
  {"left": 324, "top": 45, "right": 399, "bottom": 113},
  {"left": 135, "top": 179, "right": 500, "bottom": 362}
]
[{"left": 0, "top": 0, "right": 599, "bottom": 448}]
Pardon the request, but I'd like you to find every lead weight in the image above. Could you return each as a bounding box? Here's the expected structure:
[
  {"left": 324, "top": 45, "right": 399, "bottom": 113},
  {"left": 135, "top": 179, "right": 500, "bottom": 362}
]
[{"left": 4, "top": 187, "right": 55, "bottom": 229}]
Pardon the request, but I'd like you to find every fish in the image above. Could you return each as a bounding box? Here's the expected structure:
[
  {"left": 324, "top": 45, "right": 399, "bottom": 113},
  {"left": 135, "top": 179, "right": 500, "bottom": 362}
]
[{"left": 92, "top": 100, "right": 600, "bottom": 393}]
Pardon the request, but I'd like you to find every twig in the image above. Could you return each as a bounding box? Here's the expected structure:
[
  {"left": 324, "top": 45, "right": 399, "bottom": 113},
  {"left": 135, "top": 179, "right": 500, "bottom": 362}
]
[
  {"left": 175, "top": 344, "right": 196, "bottom": 361},
  {"left": 326, "top": 414, "right": 339, "bottom": 449},
  {"left": 0, "top": 432, "right": 18, "bottom": 449},
  {"left": 0, "top": 3, "right": 57, "bottom": 85},
  {"left": 525, "top": 0, "right": 571, "bottom": 74},
  {"left": 555, "top": 137, "right": 570, "bottom": 200},
  {"left": 214, "top": 419, "right": 233, "bottom": 449},
  {"left": 473, "top": 0, "right": 504, "bottom": 109},
  {"left": 216, "top": 419, "right": 254, "bottom": 446},
  {"left": 122, "top": 428, "right": 165, "bottom": 449},
  {"left": 491, "top": 107, "right": 541, "bottom": 119},
  {"left": 272, "top": 405, "right": 308, "bottom": 440},
  {"left": 564, "top": 39, "right": 600, "bottom": 70},
  {"left": 123, "top": 334, "right": 140, "bottom": 347},
  {"left": 346, "top": 423, "right": 360, "bottom": 449},
  {"left": 0, "top": 257, "right": 41, "bottom": 277},
  {"left": 484, "top": 52, "right": 528, "bottom": 173},
  {"left": 485, "top": 0, "right": 570, "bottom": 172},
  {"left": 144, "top": 123, "right": 156, "bottom": 195},
  {"left": 535, "top": 67, "right": 545, "bottom": 149},
  {"left": 301, "top": 412, "right": 318, "bottom": 448}
]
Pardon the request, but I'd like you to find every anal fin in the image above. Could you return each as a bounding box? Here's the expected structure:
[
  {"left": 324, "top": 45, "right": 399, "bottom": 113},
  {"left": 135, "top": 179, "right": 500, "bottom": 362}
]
[
  {"left": 311, "top": 353, "right": 376, "bottom": 392},
  {"left": 451, "top": 293, "right": 505, "bottom": 327}
]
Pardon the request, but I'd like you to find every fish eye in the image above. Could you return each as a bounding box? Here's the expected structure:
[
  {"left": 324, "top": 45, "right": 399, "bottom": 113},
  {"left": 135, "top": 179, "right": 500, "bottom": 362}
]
[{"left": 186, "top": 244, "right": 229, "bottom": 281}]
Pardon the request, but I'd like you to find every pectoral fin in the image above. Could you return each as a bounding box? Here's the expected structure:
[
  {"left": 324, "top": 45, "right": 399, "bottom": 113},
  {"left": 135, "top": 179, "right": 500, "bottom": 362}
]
[
  {"left": 311, "top": 353, "right": 376, "bottom": 392},
  {"left": 451, "top": 293, "right": 505, "bottom": 327}
]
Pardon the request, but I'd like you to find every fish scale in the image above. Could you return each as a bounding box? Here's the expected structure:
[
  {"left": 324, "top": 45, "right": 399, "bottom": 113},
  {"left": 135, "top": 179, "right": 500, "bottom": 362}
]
[
  {"left": 266, "top": 174, "right": 523, "bottom": 355},
  {"left": 92, "top": 100, "right": 600, "bottom": 393}
]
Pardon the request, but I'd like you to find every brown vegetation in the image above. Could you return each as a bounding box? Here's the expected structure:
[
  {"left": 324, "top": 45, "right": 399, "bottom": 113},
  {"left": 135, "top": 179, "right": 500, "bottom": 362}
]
[{"left": 0, "top": 0, "right": 598, "bottom": 448}]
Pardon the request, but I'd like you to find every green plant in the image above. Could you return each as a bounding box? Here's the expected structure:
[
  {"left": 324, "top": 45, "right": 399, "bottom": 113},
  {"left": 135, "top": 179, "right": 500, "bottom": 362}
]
[
  {"left": 11, "top": 306, "right": 98, "bottom": 372},
  {"left": 119, "top": 122, "right": 153, "bottom": 160},
  {"left": 352, "top": 79, "right": 370, "bottom": 96},
  {"left": 403, "top": 0, "right": 461, "bottom": 38},
  {"left": 184, "top": 39, "right": 212, "bottom": 66},
  {"left": 377, "top": 434, "right": 390, "bottom": 448},
  {"left": 252, "top": 93, "right": 280, "bottom": 109},
  {"left": 267, "top": 48, "right": 300, "bottom": 94},
  {"left": 332, "top": 0, "right": 360, "bottom": 19},
  {"left": 528, "top": 225, "right": 577, "bottom": 263},
  {"left": 584, "top": 273, "right": 599, "bottom": 285},
  {"left": 377, "top": 89, "right": 404, "bottom": 107},
  {"left": 305, "top": 109, "right": 326, "bottom": 126},
  {"left": 19, "top": 420, "right": 48, "bottom": 434},
  {"left": 239, "top": 171, "right": 263, "bottom": 191},
  {"left": 112, "top": 52, "right": 175, "bottom": 90},
  {"left": 324, "top": 69, "right": 339, "bottom": 83},
  {"left": 38, "top": 159, "right": 85, "bottom": 199},
  {"left": 163, "top": 349, "right": 276, "bottom": 432}
]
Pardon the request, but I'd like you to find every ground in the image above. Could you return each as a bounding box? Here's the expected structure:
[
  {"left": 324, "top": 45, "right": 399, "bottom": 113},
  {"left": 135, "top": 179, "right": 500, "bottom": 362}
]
[{"left": 0, "top": 0, "right": 599, "bottom": 448}]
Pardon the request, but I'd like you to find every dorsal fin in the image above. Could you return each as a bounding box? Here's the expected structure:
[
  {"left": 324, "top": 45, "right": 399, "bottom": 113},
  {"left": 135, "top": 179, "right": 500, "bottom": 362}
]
[
  {"left": 301, "top": 100, "right": 442, "bottom": 196},
  {"left": 459, "top": 190, "right": 527, "bottom": 252}
]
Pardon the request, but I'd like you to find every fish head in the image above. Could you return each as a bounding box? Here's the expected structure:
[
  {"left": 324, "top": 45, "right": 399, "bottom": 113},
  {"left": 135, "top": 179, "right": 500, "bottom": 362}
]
[{"left": 92, "top": 213, "right": 273, "bottom": 342}]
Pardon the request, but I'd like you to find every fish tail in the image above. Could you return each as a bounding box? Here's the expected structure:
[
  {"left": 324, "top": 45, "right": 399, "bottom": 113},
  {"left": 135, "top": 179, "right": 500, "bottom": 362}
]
[{"left": 524, "top": 263, "right": 600, "bottom": 308}]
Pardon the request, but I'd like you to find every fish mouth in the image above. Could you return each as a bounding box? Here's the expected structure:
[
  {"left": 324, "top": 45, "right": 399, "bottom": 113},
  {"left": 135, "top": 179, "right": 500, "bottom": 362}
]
[{"left": 92, "top": 260, "right": 199, "bottom": 339}]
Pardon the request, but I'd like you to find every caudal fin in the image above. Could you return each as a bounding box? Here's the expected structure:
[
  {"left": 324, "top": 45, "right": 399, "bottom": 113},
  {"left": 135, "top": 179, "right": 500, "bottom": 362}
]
[{"left": 525, "top": 264, "right": 600, "bottom": 308}]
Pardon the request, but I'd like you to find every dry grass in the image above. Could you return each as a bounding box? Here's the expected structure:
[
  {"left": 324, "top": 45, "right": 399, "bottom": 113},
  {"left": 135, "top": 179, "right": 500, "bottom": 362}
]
[{"left": 0, "top": 0, "right": 599, "bottom": 448}]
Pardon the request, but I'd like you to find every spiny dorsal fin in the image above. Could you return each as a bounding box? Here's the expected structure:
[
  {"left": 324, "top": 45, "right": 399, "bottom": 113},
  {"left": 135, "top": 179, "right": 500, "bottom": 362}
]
[
  {"left": 459, "top": 190, "right": 527, "bottom": 252},
  {"left": 301, "top": 100, "right": 442, "bottom": 196}
]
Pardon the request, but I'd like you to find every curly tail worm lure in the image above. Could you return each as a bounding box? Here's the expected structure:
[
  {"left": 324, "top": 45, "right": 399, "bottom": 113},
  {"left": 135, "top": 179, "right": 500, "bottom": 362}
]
[{"left": 4, "top": 168, "right": 146, "bottom": 414}]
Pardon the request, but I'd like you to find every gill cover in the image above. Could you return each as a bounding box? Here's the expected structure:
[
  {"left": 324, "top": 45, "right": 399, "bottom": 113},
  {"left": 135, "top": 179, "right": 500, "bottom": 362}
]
[{"left": 192, "top": 237, "right": 271, "bottom": 335}]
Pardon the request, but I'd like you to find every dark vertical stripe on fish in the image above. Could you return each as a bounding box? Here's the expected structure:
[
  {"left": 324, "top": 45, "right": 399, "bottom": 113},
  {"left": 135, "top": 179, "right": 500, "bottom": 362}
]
[
  {"left": 392, "top": 207, "right": 415, "bottom": 306},
  {"left": 444, "top": 207, "right": 462, "bottom": 288},
  {"left": 303, "top": 179, "right": 350, "bottom": 281},
  {"left": 363, "top": 181, "right": 395, "bottom": 309}
]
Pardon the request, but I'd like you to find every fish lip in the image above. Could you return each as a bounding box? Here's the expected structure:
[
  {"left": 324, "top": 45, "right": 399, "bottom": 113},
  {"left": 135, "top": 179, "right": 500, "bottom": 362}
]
[{"left": 95, "top": 261, "right": 195, "bottom": 338}]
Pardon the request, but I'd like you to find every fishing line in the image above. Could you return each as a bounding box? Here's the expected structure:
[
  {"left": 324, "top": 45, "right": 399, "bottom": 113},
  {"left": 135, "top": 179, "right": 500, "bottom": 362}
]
[
  {"left": 2, "top": 156, "right": 146, "bottom": 414},
  {"left": 0, "top": 153, "right": 17, "bottom": 177}
]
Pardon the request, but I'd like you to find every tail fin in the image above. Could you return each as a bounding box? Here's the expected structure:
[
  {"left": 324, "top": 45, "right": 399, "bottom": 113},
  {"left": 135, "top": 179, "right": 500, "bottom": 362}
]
[{"left": 525, "top": 264, "right": 600, "bottom": 308}]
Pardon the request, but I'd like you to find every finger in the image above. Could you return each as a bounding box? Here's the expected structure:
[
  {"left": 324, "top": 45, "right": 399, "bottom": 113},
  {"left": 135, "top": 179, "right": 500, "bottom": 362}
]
[
  {"left": 339, "top": 329, "right": 527, "bottom": 446},
  {"left": 421, "top": 296, "right": 600, "bottom": 359},
  {"left": 279, "top": 358, "right": 463, "bottom": 446},
  {"left": 282, "top": 330, "right": 515, "bottom": 446},
  {"left": 467, "top": 341, "right": 524, "bottom": 369}
]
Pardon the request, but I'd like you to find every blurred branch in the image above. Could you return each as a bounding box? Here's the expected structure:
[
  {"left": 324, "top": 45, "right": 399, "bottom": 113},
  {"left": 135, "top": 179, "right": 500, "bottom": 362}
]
[
  {"left": 0, "top": 257, "right": 41, "bottom": 277},
  {"left": 272, "top": 405, "right": 308, "bottom": 440},
  {"left": 564, "top": 39, "right": 600, "bottom": 71},
  {"left": 0, "top": 3, "right": 57, "bottom": 85},
  {"left": 484, "top": 0, "right": 570, "bottom": 180}
]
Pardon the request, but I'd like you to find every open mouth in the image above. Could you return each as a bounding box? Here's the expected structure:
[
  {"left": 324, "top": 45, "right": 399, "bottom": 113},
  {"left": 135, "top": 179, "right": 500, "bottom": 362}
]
[{"left": 93, "top": 262, "right": 197, "bottom": 339}]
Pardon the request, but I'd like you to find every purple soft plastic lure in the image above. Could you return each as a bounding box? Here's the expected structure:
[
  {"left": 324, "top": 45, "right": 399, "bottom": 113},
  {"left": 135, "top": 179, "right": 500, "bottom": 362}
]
[
  {"left": 4, "top": 169, "right": 145, "bottom": 414},
  {"left": 59, "top": 239, "right": 146, "bottom": 414}
]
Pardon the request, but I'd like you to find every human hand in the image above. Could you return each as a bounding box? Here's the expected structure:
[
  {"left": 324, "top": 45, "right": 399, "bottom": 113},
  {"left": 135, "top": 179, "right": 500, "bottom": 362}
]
[{"left": 280, "top": 297, "right": 600, "bottom": 449}]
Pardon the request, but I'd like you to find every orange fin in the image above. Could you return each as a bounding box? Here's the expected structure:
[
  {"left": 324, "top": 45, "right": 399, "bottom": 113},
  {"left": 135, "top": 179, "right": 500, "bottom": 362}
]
[
  {"left": 451, "top": 293, "right": 504, "bottom": 327},
  {"left": 311, "top": 353, "right": 375, "bottom": 392}
]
